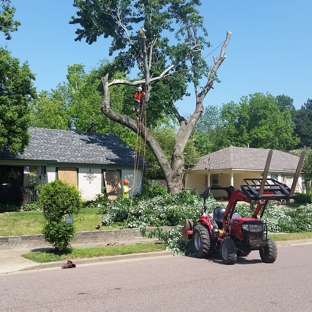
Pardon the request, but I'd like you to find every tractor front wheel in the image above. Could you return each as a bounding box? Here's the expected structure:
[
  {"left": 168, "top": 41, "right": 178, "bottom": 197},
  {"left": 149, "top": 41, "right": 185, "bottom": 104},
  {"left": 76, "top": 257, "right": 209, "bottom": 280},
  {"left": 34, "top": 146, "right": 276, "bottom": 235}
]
[
  {"left": 260, "top": 239, "right": 277, "bottom": 263},
  {"left": 192, "top": 224, "right": 212, "bottom": 258},
  {"left": 220, "top": 237, "right": 237, "bottom": 265}
]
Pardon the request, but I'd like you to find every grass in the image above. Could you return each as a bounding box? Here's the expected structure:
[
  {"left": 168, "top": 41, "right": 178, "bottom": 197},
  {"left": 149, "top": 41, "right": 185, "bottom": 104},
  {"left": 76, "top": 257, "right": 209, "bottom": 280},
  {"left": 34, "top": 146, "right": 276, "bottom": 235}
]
[
  {"left": 21, "top": 242, "right": 166, "bottom": 263},
  {"left": 0, "top": 208, "right": 121, "bottom": 236},
  {"left": 21, "top": 232, "right": 312, "bottom": 263},
  {"left": 268, "top": 232, "right": 312, "bottom": 241}
]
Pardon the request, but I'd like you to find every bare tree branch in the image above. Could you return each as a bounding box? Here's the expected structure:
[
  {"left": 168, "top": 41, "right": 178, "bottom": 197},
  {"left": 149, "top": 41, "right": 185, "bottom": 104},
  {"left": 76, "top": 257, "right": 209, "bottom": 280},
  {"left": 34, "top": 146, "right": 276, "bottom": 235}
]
[
  {"left": 198, "top": 31, "right": 232, "bottom": 100},
  {"left": 108, "top": 64, "right": 175, "bottom": 87}
]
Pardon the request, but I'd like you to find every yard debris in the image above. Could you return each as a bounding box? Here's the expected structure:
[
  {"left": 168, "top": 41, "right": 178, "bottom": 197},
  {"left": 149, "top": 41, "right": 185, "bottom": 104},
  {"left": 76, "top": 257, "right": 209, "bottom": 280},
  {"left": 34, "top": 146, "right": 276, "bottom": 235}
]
[{"left": 62, "top": 260, "right": 76, "bottom": 269}]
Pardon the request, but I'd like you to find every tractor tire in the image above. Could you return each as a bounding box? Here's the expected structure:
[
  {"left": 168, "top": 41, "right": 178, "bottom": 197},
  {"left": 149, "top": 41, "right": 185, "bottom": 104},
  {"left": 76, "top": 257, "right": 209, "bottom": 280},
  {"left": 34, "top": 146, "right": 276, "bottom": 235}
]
[
  {"left": 259, "top": 239, "right": 277, "bottom": 263},
  {"left": 184, "top": 219, "right": 197, "bottom": 231},
  {"left": 220, "top": 237, "right": 237, "bottom": 265},
  {"left": 192, "top": 224, "right": 212, "bottom": 258},
  {"left": 237, "top": 250, "right": 250, "bottom": 257}
]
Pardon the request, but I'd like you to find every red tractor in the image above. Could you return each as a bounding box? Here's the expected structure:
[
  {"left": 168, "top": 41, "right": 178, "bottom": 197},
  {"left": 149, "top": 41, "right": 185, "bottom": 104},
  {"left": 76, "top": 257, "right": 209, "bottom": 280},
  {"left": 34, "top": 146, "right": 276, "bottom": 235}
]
[{"left": 182, "top": 150, "right": 305, "bottom": 264}]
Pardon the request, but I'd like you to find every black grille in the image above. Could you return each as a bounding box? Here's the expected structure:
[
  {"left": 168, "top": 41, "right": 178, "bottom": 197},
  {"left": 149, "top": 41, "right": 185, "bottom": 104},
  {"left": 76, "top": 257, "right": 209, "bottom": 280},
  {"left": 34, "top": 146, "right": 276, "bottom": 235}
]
[{"left": 242, "top": 221, "right": 266, "bottom": 248}]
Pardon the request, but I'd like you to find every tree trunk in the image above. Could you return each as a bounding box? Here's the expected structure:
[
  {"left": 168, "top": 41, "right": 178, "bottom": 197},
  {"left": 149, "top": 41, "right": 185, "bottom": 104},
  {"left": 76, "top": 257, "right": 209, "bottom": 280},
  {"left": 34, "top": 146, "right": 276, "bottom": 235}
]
[{"left": 100, "top": 31, "right": 231, "bottom": 195}]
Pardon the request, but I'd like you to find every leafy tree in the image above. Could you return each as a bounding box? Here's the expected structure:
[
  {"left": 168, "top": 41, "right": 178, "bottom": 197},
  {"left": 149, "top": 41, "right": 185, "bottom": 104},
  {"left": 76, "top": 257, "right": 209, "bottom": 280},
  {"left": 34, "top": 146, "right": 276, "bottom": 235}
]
[
  {"left": 276, "top": 94, "right": 296, "bottom": 117},
  {"left": 0, "top": 47, "right": 36, "bottom": 155},
  {"left": 217, "top": 93, "right": 299, "bottom": 151},
  {"left": 193, "top": 105, "right": 223, "bottom": 155},
  {"left": 40, "top": 180, "right": 82, "bottom": 252},
  {"left": 70, "top": 0, "right": 231, "bottom": 194},
  {"left": 293, "top": 99, "right": 312, "bottom": 148},
  {"left": 0, "top": 0, "right": 20, "bottom": 40},
  {"left": 144, "top": 126, "right": 200, "bottom": 179},
  {"left": 301, "top": 148, "right": 312, "bottom": 192},
  {"left": 30, "top": 89, "right": 72, "bottom": 130}
]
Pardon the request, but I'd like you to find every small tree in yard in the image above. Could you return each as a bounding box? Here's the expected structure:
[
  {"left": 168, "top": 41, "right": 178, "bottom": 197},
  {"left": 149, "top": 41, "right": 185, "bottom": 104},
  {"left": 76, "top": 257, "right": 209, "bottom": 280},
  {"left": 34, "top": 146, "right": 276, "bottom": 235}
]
[
  {"left": 40, "top": 180, "right": 82, "bottom": 252},
  {"left": 70, "top": 0, "right": 231, "bottom": 194}
]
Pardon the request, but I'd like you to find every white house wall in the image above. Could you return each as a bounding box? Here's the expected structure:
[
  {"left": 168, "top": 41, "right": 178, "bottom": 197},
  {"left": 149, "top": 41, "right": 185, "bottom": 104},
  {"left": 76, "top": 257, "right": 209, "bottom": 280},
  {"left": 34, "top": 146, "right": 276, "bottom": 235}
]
[
  {"left": 185, "top": 173, "right": 206, "bottom": 195},
  {"left": 46, "top": 166, "right": 56, "bottom": 183},
  {"left": 34, "top": 165, "right": 142, "bottom": 200},
  {"left": 79, "top": 168, "right": 102, "bottom": 200}
]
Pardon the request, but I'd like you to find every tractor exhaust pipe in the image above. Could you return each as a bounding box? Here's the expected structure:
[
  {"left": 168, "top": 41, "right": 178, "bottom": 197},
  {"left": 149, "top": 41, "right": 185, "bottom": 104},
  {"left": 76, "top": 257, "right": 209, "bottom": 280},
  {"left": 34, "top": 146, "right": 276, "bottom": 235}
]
[
  {"left": 258, "top": 150, "right": 273, "bottom": 198},
  {"left": 289, "top": 151, "right": 305, "bottom": 198}
]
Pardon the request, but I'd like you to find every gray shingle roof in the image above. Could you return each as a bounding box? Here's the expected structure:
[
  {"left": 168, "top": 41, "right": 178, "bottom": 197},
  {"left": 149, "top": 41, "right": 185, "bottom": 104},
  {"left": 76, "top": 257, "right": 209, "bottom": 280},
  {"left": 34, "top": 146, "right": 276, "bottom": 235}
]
[
  {"left": 0, "top": 128, "right": 142, "bottom": 166},
  {"left": 190, "top": 146, "right": 300, "bottom": 172}
]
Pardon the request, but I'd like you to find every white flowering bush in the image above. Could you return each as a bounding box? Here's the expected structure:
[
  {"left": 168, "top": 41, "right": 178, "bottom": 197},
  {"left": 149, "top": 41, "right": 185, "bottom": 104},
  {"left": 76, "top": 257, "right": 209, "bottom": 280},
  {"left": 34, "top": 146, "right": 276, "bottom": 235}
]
[
  {"left": 95, "top": 187, "right": 312, "bottom": 255},
  {"left": 99, "top": 191, "right": 223, "bottom": 228},
  {"left": 141, "top": 225, "right": 192, "bottom": 256}
]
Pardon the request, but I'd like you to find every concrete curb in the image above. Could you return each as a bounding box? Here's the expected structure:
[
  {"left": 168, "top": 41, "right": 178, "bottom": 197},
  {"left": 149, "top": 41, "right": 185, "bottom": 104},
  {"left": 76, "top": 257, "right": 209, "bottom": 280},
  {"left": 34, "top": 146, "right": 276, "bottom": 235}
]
[{"left": 19, "top": 251, "right": 173, "bottom": 272}]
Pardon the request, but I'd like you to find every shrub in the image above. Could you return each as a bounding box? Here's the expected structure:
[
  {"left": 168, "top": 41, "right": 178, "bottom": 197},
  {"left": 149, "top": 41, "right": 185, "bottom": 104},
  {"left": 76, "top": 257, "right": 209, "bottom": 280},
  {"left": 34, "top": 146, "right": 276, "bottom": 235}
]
[
  {"left": 0, "top": 204, "right": 19, "bottom": 213},
  {"left": 40, "top": 180, "right": 82, "bottom": 252},
  {"left": 294, "top": 192, "right": 312, "bottom": 204},
  {"left": 20, "top": 202, "right": 42, "bottom": 211},
  {"left": 140, "top": 182, "right": 168, "bottom": 198}
]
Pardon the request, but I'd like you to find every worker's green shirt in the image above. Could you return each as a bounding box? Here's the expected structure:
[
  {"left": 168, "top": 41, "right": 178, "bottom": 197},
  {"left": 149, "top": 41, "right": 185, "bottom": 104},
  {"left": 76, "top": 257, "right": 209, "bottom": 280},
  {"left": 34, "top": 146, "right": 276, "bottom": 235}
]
[{"left": 122, "top": 185, "right": 130, "bottom": 198}]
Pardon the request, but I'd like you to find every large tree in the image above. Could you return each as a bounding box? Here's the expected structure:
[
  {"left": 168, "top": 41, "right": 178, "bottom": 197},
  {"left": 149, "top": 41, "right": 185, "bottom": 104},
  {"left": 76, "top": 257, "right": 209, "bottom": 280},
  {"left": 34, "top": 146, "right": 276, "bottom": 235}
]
[
  {"left": 0, "top": 1, "right": 35, "bottom": 155},
  {"left": 0, "top": 0, "right": 20, "bottom": 40},
  {"left": 193, "top": 105, "right": 223, "bottom": 155},
  {"left": 0, "top": 48, "right": 36, "bottom": 155},
  {"left": 293, "top": 99, "right": 312, "bottom": 149},
  {"left": 216, "top": 93, "right": 299, "bottom": 151},
  {"left": 70, "top": 0, "right": 231, "bottom": 194}
]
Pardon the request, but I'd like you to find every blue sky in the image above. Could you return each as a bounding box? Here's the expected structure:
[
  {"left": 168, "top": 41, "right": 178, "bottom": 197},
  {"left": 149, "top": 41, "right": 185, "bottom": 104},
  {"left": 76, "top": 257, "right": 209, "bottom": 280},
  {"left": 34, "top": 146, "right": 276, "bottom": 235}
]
[{"left": 1, "top": 0, "right": 311, "bottom": 117}]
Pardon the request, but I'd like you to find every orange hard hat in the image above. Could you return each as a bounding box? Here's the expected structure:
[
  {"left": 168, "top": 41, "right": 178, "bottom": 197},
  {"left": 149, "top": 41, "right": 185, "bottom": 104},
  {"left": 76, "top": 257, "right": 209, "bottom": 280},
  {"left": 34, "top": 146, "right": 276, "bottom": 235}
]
[{"left": 123, "top": 179, "right": 129, "bottom": 185}]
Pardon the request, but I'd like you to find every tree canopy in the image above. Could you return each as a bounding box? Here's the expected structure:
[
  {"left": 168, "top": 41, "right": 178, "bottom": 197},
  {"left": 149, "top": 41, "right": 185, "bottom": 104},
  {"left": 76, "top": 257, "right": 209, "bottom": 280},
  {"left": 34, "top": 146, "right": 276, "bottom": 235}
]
[
  {"left": 0, "top": 0, "right": 20, "bottom": 40},
  {"left": 211, "top": 93, "right": 299, "bottom": 151},
  {"left": 0, "top": 47, "right": 36, "bottom": 155},
  {"left": 293, "top": 99, "right": 312, "bottom": 149},
  {"left": 70, "top": 0, "right": 231, "bottom": 193}
]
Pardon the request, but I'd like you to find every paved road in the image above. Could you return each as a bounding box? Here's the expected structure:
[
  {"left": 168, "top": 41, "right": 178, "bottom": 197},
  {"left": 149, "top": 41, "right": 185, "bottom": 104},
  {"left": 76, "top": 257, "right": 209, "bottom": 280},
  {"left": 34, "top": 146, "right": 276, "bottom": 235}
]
[{"left": 1, "top": 243, "right": 312, "bottom": 312}]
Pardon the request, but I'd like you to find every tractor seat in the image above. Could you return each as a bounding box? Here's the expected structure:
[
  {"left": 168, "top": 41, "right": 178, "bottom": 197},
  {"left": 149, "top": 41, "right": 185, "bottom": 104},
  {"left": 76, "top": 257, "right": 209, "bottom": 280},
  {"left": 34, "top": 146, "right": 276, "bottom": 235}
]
[{"left": 213, "top": 206, "right": 225, "bottom": 229}]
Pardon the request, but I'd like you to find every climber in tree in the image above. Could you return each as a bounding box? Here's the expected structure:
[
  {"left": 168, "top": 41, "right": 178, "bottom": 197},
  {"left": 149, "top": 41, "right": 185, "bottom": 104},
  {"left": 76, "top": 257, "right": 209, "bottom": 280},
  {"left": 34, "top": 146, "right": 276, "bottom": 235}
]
[{"left": 133, "top": 86, "right": 145, "bottom": 116}]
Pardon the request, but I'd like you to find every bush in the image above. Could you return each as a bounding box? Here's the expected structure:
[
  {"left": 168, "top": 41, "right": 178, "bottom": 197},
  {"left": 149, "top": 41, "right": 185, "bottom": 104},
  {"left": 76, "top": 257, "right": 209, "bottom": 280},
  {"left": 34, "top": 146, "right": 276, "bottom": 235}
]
[
  {"left": 0, "top": 204, "right": 19, "bottom": 213},
  {"left": 40, "top": 180, "right": 82, "bottom": 252},
  {"left": 294, "top": 192, "right": 312, "bottom": 204},
  {"left": 20, "top": 202, "right": 42, "bottom": 211},
  {"left": 98, "top": 190, "right": 221, "bottom": 228},
  {"left": 143, "top": 183, "right": 167, "bottom": 198}
]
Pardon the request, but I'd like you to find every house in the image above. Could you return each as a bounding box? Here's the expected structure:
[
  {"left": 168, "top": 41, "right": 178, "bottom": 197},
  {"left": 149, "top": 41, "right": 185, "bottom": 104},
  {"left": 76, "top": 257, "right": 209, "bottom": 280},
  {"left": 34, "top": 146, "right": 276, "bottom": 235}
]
[
  {"left": 0, "top": 128, "right": 145, "bottom": 204},
  {"left": 185, "top": 146, "right": 304, "bottom": 198}
]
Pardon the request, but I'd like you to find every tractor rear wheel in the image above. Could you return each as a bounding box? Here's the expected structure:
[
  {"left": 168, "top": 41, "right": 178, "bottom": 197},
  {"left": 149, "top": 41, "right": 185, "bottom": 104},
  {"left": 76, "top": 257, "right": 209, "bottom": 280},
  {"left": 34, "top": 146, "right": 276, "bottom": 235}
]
[
  {"left": 260, "top": 239, "right": 277, "bottom": 263},
  {"left": 192, "top": 224, "right": 212, "bottom": 258},
  {"left": 220, "top": 237, "right": 237, "bottom": 264},
  {"left": 184, "top": 219, "right": 197, "bottom": 231}
]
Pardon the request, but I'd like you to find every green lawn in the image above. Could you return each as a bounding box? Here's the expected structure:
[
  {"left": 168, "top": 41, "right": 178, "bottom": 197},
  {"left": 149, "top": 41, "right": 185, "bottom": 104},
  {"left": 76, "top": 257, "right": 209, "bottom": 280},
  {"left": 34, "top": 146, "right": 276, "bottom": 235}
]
[
  {"left": 0, "top": 208, "right": 121, "bottom": 236},
  {"left": 22, "top": 242, "right": 167, "bottom": 263}
]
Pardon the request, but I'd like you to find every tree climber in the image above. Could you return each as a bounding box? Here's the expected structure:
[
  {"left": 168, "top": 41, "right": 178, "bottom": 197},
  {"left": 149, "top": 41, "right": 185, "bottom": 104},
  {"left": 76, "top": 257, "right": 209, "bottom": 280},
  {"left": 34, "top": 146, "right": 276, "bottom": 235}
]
[{"left": 133, "top": 86, "right": 145, "bottom": 116}]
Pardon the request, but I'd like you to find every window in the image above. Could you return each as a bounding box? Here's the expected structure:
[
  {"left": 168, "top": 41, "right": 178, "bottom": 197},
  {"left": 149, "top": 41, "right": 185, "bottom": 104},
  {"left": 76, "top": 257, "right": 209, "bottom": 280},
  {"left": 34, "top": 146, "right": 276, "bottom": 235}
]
[{"left": 211, "top": 174, "right": 218, "bottom": 185}]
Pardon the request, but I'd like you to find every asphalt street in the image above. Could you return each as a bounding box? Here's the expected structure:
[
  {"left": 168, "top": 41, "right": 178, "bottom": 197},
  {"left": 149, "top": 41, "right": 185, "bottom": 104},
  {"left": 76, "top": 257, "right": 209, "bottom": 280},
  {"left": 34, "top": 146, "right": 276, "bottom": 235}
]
[{"left": 1, "top": 243, "right": 312, "bottom": 312}]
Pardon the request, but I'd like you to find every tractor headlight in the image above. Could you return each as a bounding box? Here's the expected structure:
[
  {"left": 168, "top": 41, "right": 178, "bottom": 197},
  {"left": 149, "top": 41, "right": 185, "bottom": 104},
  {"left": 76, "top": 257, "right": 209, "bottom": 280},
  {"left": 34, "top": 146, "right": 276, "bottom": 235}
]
[{"left": 242, "top": 223, "right": 263, "bottom": 232}]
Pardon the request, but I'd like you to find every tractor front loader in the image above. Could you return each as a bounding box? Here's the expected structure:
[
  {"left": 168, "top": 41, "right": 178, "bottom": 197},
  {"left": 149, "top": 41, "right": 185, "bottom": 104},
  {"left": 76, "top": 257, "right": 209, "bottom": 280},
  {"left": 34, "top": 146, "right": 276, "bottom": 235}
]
[{"left": 182, "top": 150, "right": 305, "bottom": 265}]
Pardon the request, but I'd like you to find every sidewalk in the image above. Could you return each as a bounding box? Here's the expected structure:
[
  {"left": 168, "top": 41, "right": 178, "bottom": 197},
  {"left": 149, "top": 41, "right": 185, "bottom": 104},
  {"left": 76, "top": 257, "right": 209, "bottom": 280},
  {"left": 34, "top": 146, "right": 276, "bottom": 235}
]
[{"left": 1, "top": 238, "right": 312, "bottom": 275}]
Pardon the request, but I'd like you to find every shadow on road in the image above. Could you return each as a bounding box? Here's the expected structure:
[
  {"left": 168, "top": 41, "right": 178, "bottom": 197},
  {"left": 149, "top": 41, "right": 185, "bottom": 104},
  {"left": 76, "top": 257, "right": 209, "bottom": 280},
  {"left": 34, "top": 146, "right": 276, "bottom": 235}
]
[{"left": 185, "top": 253, "right": 263, "bottom": 265}]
